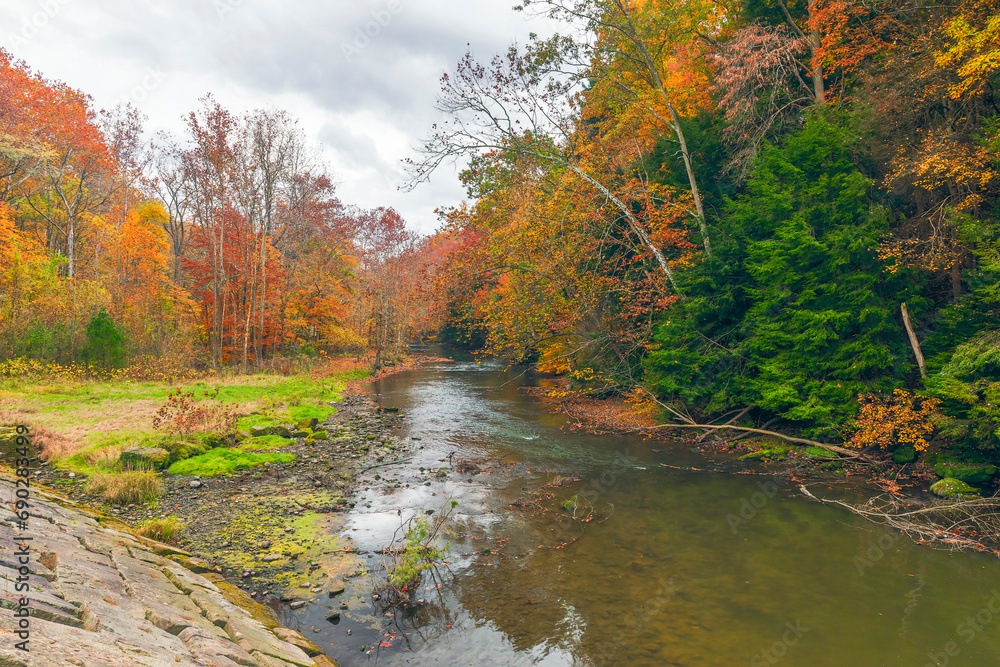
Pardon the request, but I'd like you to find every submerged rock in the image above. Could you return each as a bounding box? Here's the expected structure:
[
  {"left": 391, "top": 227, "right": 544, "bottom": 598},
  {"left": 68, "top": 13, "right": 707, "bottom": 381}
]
[{"left": 930, "top": 477, "right": 980, "bottom": 499}]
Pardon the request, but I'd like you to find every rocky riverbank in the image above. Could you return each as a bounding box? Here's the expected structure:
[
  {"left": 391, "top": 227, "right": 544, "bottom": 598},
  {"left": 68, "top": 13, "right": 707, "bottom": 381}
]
[
  {"left": 0, "top": 473, "right": 336, "bottom": 666},
  {"left": 3, "top": 392, "right": 413, "bottom": 665}
]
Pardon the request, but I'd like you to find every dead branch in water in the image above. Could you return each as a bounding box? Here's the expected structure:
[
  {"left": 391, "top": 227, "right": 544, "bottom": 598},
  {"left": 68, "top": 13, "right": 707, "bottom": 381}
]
[
  {"left": 632, "top": 388, "right": 873, "bottom": 462},
  {"left": 642, "top": 422, "right": 869, "bottom": 461},
  {"left": 799, "top": 485, "right": 1000, "bottom": 555}
]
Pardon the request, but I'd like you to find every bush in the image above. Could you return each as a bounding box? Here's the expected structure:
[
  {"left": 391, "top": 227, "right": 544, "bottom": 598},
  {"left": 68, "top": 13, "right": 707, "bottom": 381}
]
[
  {"left": 135, "top": 516, "right": 185, "bottom": 542},
  {"left": 84, "top": 471, "right": 162, "bottom": 505},
  {"left": 849, "top": 389, "right": 941, "bottom": 452},
  {"left": 81, "top": 310, "right": 127, "bottom": 367}
]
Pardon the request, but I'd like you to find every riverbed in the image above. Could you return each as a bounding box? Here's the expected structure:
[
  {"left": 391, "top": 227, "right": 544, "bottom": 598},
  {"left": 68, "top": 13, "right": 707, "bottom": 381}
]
[{"left": 282, "top": 352, "right": 1000, "bottom": 666}]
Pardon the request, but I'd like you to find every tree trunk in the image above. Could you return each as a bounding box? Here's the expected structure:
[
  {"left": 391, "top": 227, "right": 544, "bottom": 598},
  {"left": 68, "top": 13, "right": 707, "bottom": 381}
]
[
  {"left": 664, "top": 101, "right": 712, "bottom": 257},
  {"left": 807, "top": 0, "right": 826, "bottom": 104},
  {"left": 901, "top": 302, "right": 927, "bottom": 379}
]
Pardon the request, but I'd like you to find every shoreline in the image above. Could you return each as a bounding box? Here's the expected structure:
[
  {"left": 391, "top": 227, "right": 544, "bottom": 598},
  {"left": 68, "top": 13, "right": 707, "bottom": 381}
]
[
  {"left": 526, "top": 378, "right": 1000, "bottom": 558},
  {"left": 22, "top": 382, "right": 412, "bottom": 666}
]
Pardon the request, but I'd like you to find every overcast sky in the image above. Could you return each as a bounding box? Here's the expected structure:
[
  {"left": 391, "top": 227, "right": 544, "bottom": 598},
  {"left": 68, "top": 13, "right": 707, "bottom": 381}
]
[{"left": 0, "top": 0, "right": 558, "bottom": 234}]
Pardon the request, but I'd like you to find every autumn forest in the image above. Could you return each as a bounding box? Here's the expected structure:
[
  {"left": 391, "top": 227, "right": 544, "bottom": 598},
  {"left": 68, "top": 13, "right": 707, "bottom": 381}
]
[{"left": 2, "top": 0, "right": 1000, "bottom": 462}]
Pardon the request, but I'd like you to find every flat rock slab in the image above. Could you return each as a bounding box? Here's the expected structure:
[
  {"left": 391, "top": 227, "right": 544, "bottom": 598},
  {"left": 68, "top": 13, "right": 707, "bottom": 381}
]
[{"left": 0, "top": 476, "right": 334, "bottom": 667}]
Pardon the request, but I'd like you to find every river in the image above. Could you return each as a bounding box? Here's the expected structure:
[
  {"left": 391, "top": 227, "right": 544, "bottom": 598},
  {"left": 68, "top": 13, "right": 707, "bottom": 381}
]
[{"left": 282, "top": 352, "right": 1000, "bottom": 666}]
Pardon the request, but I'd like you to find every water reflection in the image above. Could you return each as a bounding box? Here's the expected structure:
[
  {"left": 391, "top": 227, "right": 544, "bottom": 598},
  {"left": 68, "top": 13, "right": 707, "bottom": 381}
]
[{"left": 300, "top": 352, "right": 1000, "bottom": 666}]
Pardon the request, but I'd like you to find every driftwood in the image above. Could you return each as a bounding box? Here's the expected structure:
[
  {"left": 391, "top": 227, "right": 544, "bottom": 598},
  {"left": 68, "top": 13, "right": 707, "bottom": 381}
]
[
  {"left": 632, "top": 388, "right": 873, "bottom": 463},
  {"left": 799, "top": 485, "right": 1000, "bottom": 554},
  {"left": 647, "top": 422, "right": 871, "bottom": 462}
]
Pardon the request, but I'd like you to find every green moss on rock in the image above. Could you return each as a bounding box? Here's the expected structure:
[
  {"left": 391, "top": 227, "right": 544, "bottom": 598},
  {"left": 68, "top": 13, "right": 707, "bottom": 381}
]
[
  {"left": 930, "top": 477, "right": 980, "bottom": 499},
  {"left": 933, "top": 462, "right": 996, "bottom": 485}
]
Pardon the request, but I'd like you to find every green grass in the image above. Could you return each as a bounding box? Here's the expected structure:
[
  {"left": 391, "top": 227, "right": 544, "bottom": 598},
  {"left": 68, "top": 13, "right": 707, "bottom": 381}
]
[
  {"left": 167, "top": 448, "right": 295, "bottom": 477},
  {"left": 135, "top": 515, "right": 185, "bottom": 542},
  {"left": 2, "top": 360, "right": 369, "bottom": 476},
  {"left": 239, "top": 435, "right": 290, "bottom": 450}
]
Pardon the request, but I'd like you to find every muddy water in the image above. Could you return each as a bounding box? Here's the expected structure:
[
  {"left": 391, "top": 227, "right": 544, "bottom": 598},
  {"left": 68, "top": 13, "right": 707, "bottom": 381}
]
[{"left": 284, "top": 352, "right": 1000, "bottom": 666}]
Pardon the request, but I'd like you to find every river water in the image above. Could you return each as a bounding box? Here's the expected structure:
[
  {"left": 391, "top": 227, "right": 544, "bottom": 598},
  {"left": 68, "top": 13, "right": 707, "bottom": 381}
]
[{"left": 284, "top": 352, "right": 1000, "bottom": 666}]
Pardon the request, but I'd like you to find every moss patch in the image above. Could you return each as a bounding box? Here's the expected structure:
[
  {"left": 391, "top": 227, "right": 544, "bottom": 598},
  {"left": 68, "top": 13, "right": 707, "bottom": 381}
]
[
  {"left": 239, "top": 435, "right": 290, "bottom": 451},
  {"left": 930, "top": 477, "right": 980, "bottom": 499},
  {"left": 215, "top": 581, "right": 280, "bottom": 630},
  {"left": 166, "top": 449, "right": 295, "bottom": 477}
]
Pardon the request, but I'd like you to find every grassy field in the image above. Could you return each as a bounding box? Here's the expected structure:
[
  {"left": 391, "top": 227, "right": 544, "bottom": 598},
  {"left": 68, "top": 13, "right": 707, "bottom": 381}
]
[{"left": 0, "top": 357, "right": 371, "bottom": 494}]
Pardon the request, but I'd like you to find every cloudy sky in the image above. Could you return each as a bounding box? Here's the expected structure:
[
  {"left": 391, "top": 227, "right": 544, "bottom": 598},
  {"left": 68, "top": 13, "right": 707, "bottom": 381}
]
[{"left": 0, "top": 0, "right": 558, "bottom": 234}]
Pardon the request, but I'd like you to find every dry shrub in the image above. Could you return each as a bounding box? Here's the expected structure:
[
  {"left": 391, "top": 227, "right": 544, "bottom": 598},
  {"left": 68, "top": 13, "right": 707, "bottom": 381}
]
[
  {"left": 31, "top": 427, "right": 77, "bottom": 460},
  {"left": 0, "top": 412, "right": 77, "bottom": 460},
  {"left": 84, "top": 444, "right": 126, "bottom": 467},
  {"left": 135, "top": 516, "right": 184, "bottom": 542},
  {"left": 152, "top": 388, "right": 237, "bottom": 435},
  {"left": 310, "top": 356, "right": 369, "bottom": 379},
  {"left": 84, "top": 471, "right": 162, "bottom": 505}
]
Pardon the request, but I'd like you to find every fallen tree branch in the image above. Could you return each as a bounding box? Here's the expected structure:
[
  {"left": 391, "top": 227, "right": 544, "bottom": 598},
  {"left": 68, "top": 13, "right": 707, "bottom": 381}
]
[
  {"left": 799, "top": 486, "right": 1000, "bottom": 555},
  {"left": 695, "top": 406, "right": 753, "bottom": 442},
  {"left": 633, "top": 388, "right": 867, "bottom": 460},
  {"left": 638, "top": 422, "right": 869, "bottom": 461}
]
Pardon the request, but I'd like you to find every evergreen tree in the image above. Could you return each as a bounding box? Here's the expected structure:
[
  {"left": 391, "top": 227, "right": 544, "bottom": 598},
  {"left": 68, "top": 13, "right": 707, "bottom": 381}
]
[
  {"left": 81, "top": 309, "right": 127, "bottom": 367},
  {"left": 647, "top": 114, "right": 911, "bottom": 435}
]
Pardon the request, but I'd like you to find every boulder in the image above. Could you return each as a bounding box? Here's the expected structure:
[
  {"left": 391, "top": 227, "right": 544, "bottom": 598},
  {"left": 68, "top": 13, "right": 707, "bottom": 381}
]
[
  {"left": 121, "top": 446, "right": 171, "bottom": 469},
  {"left": 251, "top": 425, "right": 293, "bottom": 439},
  {"left": 297, "top": 418, "right": 319, "bottom": 430},
  {"left": 933, "top": 462, "right": 997, "bottom": 485},
  {"left": 930, "top": 477, "right": 980, "bottom": 499}
]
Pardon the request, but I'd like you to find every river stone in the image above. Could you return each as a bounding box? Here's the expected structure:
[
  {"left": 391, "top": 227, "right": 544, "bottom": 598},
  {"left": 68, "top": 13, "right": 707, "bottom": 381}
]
[
  {"left": 930, "top": 477, "right": 980, "bottom": 499},
  {"left": 933, "top": 462, "right": 997, "bottom": 485},
  {"left": 121, "top": 446, "right": 171, "bottom": 469}
]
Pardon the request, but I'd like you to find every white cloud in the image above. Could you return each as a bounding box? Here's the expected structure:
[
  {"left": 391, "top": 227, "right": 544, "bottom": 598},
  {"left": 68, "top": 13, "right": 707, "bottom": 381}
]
[{"left": 0, "top": 0, "right": 558, "bottom": 234}]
